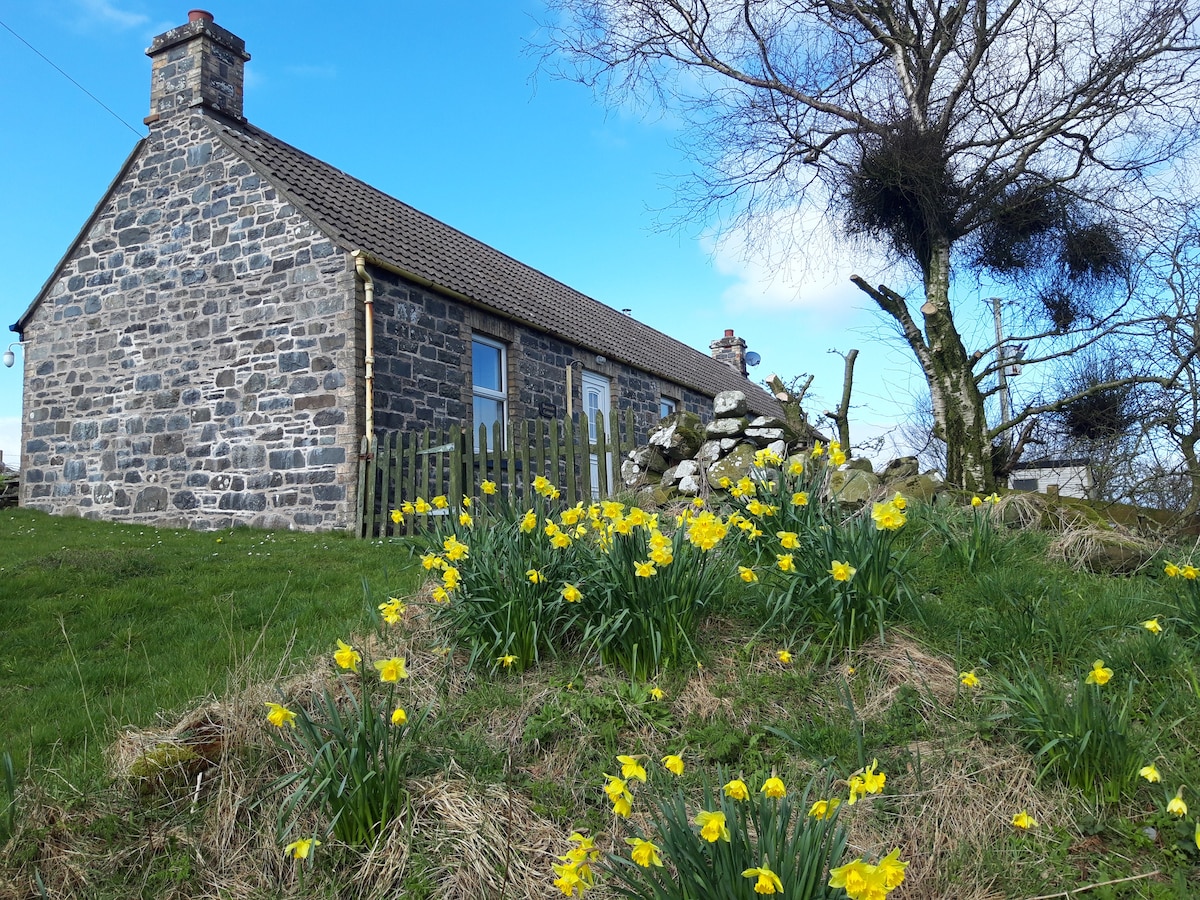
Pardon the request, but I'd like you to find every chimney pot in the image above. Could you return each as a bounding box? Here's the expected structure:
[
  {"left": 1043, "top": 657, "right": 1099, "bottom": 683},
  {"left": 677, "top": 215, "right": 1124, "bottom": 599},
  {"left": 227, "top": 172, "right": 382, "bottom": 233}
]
[
  {"left": 188, "top": 9, "right": 214, "bottom": 22},
  {"left": 724, "top": 329, "right": 734, "bottom": 337}
]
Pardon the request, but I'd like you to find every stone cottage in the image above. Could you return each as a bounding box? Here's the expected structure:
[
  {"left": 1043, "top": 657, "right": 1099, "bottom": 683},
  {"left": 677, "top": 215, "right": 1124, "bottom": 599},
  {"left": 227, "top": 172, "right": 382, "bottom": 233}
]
[{"left": 10, "top": 11, "right": 777, "bottom": 532}]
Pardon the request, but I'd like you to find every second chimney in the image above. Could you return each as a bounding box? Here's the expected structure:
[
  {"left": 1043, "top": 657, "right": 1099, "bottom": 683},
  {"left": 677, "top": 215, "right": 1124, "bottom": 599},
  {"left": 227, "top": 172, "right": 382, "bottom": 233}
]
[
  {"left": 144, "top": 10, "right": 251, "bottom": 126},
  {"left": 709, "top": 329, "right": 748, "bottom": 377}
]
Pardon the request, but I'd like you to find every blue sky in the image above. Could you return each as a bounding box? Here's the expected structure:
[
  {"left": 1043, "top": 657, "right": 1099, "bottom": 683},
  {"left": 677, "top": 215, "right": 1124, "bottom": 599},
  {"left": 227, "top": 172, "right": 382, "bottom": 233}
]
[{"left": 0, "top": 0, "right": 950, "bottom": 468}]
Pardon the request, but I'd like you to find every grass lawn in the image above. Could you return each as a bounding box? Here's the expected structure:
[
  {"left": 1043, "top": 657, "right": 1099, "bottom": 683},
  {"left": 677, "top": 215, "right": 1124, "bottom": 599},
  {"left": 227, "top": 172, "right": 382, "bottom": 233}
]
[
  {"left": 0, "top": 509, "right": 420, "bottom": 780},
  {"left": 1, "top": 490, "right": 1198, "bottom": 899}
]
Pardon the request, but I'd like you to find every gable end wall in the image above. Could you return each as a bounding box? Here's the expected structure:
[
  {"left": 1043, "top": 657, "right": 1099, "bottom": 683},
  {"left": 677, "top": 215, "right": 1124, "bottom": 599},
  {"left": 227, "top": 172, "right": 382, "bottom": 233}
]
[{"left": 19, "top": 115, "right": 359, "bottom": 530}]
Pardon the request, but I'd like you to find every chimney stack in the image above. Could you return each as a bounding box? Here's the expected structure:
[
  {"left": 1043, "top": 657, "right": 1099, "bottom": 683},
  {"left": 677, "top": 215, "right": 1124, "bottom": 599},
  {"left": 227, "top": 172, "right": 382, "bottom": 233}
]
[
  {"left": 144, "top": 10, "right": 250, "bottom": 126},
  {"left": 709, "top": 328, "right": 748, "bottom": 377}
]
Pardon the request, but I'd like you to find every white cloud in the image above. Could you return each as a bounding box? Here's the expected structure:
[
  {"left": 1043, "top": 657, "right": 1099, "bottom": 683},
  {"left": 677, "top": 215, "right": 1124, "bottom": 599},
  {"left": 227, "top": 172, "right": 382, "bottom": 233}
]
[
  {"left": 75, "top": 0, "right": 148, "bottom": 30},
  {"left": 704, "top": 206, "right": 894, "bottom": 321}
]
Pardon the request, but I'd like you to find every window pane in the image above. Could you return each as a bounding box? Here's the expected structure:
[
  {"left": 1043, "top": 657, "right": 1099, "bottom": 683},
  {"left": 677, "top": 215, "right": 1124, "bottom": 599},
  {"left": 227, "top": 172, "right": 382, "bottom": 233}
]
[
  {"left": 659, "top": 397, "right": 676, "bottom": 419},
  {"left": 473, "top": 396, "right": 504, "bottom": 449},
  {"left": 472, "top": 340, "right": 503, "bottom": 392}
]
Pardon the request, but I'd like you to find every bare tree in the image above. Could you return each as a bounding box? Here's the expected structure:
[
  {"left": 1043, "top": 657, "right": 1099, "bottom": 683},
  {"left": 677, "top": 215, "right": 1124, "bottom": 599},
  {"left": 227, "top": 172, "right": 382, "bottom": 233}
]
[{"left": 542, "top": 0, "right": 1200, "bottom": 488}]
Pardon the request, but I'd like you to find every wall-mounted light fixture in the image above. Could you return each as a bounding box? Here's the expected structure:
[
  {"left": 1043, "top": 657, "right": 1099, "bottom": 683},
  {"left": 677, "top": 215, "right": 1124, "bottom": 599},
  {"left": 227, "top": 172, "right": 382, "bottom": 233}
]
[
  {"left": 2, "top": 341, "right": 26, "bottom": 368},
  {"left": 595, "top": 355, "right": 607, "bottom": 365}
]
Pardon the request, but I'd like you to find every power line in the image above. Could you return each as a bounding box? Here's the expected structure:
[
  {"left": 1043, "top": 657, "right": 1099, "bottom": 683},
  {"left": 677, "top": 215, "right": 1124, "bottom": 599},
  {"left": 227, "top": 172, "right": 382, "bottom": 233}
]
[{"left": 0, "top": 16, "right": 145, "bottom": 139}]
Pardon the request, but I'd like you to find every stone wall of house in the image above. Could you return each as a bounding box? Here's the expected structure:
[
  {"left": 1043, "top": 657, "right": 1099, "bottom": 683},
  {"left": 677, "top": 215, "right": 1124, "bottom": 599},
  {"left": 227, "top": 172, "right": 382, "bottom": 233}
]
[
  {"left": 19, "top": 112, "right": 360, "bottom": 530},
  {"left": 368, "top": 268, "right": 711, "bottom": 443}
]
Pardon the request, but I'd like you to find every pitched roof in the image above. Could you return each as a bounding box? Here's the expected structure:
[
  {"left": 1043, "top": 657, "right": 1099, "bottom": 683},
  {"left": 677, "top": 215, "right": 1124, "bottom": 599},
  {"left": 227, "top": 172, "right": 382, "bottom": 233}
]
[{"left": 206, "top": 117, "right": 779, "bottom": 416}]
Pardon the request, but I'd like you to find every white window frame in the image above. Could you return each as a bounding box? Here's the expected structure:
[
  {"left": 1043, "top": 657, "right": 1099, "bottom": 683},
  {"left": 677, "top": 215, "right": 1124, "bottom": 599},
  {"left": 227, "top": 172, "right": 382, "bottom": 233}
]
[
  {"left": 472, "top": 335, "right": 507, "bottom": 450},
  {"left": 659, "top": 396, "right": 678, "bottom": 419}
]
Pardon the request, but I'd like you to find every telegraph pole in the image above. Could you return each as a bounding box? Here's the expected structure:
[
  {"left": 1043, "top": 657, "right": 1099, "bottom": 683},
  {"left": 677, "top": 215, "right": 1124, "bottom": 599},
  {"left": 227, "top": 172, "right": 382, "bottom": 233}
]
[{"left": 992, "top": 297, "right": 1012, "bottom": 452}]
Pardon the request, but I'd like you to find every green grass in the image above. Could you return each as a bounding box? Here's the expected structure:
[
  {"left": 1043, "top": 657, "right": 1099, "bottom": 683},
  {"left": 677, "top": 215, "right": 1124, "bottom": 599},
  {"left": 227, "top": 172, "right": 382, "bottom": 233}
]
[
  {"left": 0, "top": 509, "right": 421, "bottom": 779},
  {"left": 1, "top": 502, "right": 1198, "bottom": 898}
]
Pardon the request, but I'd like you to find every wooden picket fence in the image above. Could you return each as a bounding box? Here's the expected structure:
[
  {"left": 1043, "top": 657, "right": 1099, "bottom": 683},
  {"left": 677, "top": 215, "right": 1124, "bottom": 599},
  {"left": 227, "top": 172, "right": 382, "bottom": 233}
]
[{"left": 356, "top": 410, "right": 638, "bottom": 538}]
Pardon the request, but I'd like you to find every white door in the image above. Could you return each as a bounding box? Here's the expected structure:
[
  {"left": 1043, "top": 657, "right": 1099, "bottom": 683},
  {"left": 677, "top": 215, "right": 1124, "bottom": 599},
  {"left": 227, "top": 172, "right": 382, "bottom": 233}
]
[{"left": 581, "top": 371, "right": 611, "bottom": 497}]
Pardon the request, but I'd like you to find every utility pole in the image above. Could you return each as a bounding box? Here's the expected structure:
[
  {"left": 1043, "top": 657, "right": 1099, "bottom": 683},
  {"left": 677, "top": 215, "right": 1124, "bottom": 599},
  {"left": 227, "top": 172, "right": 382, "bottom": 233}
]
[{"left": 992, "top": 297, "right": 1012, "bottom": 452}]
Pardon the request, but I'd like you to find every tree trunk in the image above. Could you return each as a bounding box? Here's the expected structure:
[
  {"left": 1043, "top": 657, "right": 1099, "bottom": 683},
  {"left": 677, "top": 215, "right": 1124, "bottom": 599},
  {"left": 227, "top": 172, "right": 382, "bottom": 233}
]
[{"left": 920, "top": 240, "right": 992, "bottom": 491}]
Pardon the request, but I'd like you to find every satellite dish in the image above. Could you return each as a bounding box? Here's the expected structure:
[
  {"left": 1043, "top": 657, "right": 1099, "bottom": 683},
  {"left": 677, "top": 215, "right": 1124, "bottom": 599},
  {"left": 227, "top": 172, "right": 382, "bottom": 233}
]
[{"left": 745, "top": 351, "right": 762, "bottom": 367}]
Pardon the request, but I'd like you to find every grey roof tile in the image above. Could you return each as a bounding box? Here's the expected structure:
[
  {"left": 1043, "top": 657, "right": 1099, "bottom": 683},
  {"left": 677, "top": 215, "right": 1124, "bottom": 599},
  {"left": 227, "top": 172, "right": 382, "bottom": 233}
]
[{"left": 207, "top": 117, "right": 779, "bottom": 416}]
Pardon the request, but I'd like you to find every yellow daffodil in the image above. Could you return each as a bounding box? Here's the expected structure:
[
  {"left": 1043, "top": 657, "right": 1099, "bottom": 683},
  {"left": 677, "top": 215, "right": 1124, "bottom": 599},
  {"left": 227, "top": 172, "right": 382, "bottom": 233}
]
[
  {"left": 649, "top": 547, "right": 673, "bottom": 565},
  {"left": 561, "top": 583, "right": 582, "bottom": 603},
  {"left": 432, "top": 586, "right": 449, "bottom": 603},
  {"left": 828, "top": 858, "right": 877, "bottom": 896},
  {"left": 744, "top": 865, "right": 785, "bottom": 894},
  {"left": 892, "top": 492, "right": 907, "bottom": 510},
  {"left": 876, "top": 848, "right": 909, "bottom": 890},
  {"left": 420, "top": 552, "right": 442, "bottom": 570},
  {"left": 1142, "top": 617, "right": 1163, "bottom": 634},
  {"left": 1139, "top": 764, "right": 1161, "bottom": 783},
  {"left": 1168, "top": 787, "right": 1187, "bottom": 817},
  {"left": 792, "top": 491, "right": 809, "bottom": 506},
  {"left": 860, "top": 759, "right": 886, "bottom": 794},
  {"left": 551, "top": 532, "right": 572, "bottom": 549},
  {"left": 414, "top": 497, "right": 432, "bottom": 514},
  {"left": 761, "top": 777, "right": 786, "bottom": 798},
  {"left": 649, "top": 686, "right": 665, "bottom": 701},
  {"left": 1184, "top": 564, "right": 1198, "bottom": 579},
  {"left": 617, "top": 755, "right": 647, "bottom": 782},
  {"left": 739, "top": 565, "right": 759, "bottom": 583},
  {"left": 284, "top": 837, "right": 321, "bottom": 859},
  {"left": 533, "top": 475, "right": 552, "bottom": 495},
  {"left": 1085, "top": 659, "right": 1113, "bottom": 686},
  {"left": 693, "top": 496, "right": 706, "bottom": 507},
  {"left": 626, "top": 837, "right": 663, "bottom": 868},
  {"left": 776, "top": 553, "right": 795, "bottom": 572},
  {"left": 401, "top": 501, "right": 415, "bottom": 515},
  {"left": 662, "top": 753, "right": 685, "bottom": 776},
  {"left": 378, "top": 597, "right": 405, "bottom": 624},
  {"left": 724, "top": 778, "right": 750, "bottom": 801},
  {"left": 481, "top": 480, "right": 497, "bottom": 495},
  {"left": 265, "top": 701, "right": 297, "bottom": 728},
  {"left": 695, "top": 809, "right": 730, "bottom": 842},
  {"left": 375, "top": 657, "right": 408, "bottom": 682},
  {"left": 527, "top": 568, "right": 544, "bottom": 584},
  {"left": 1165, "top": 561, "right": 1181, "bottom": 577},
  {"left": 390, "top": 508, "right": 403, "bottom": 524},
  {"left": 442, "top": 567, "right": 460, "bottom": 590},
  {"left": 497, "top": 654, "right": 518, "bottom": 668},
  {"left": 830, "top": 449, "right": 847, "bottom": 466},
  {"left": 1012, "top": 810, "right": 1037, "bottom": 829},
  {"left": 777, "top": 530, "right": 800, "bottom": 549},
  {"left": 811, "top": 441, "right": 825, "bottom": 458},
  {"left": 612, "top": 795, "right": 632, "bottom": 818},
  {"left": 443, "top": 536, "right": 469, "bottom": 560},
  {"left": 788, "top": 458, "right": 804, "bottom": 475},
  {"left": 391, "top": 707, "right": 407, "bottom": 726},
  {"left": 960, "top": 670, "right": 980, "bottom": 688},
  {"left": 971, "top": 495, "right": 983, "bottom": 507},
  {"left": 333, "top": 639, "right": 361, "bottom": 672},
  {"left": 871, "top": 500, "right": 906, "bottom": 530},
  {"left": 520, "top": 510, "right": 537, "bottom": 532},
  {"left": 459, "top": 511, "right": 473, "bottom": 527},
  {"left": 985, "top": 492, "right": 1001, "bottom": 504},
  {"left": 777, "top": 648, "right": 793, "bottom": 664},
  {"left": 808, "top": 798, "right": 841, "bottom": 820},
  {"left": 829, "top": 560, "right": 856, "bottom": 582},
  {"left": 634, "top": 560, "right": 657, "bottom": 578},
  {"left": 431, "top": 495, "right": 448, "bottom": 509}
]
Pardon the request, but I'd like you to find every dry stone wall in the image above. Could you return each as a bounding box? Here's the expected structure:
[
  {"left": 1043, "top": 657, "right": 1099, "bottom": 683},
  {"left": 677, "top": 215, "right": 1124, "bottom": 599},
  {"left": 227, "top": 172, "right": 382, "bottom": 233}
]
[{"left": 19, "top": 112, "right": 360, "bottom": 530}]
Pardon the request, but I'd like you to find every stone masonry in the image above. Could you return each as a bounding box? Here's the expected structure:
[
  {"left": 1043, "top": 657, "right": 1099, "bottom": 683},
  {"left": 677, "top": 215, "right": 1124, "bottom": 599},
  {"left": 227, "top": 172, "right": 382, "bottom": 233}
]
[
  {"left": 369, "top": 267, "right": 713, "bottom": 444},
  {"left": 18, "top": 112, "right": 359, "bottom": 530}
]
